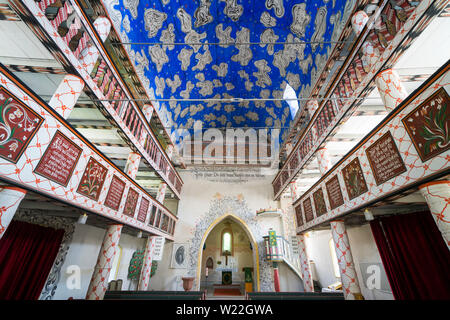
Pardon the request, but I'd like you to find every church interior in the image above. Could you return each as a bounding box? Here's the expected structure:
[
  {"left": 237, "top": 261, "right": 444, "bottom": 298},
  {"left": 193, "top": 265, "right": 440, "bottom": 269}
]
[{"left": 0, "top": 0, "right": 449, "bottom": 301}]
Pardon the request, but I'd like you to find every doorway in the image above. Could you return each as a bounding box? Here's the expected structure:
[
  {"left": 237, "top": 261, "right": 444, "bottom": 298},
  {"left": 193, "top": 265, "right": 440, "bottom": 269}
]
[{"left": 198, "top": 215, "right": 257, "bottom": 298}]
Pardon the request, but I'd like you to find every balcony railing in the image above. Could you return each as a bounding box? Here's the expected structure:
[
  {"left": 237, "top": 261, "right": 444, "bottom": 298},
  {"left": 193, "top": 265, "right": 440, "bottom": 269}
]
[
  {"left": 11, "top": 0, "right": 183, "bottom": 197},
  {"left": 0, "top": 63, "right": 177, "bottom": 238},
  {"left": 272, "top": 0, "right": 442, "bottom": 199}
]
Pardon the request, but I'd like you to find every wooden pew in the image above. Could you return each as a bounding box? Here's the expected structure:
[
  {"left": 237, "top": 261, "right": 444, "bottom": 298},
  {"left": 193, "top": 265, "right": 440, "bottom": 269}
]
[
  {"left": 246, "top": 291, "right": 345, "bottom": 300},
  {"left": 104, "top": 290, "right": 206, "bottom": 300}
]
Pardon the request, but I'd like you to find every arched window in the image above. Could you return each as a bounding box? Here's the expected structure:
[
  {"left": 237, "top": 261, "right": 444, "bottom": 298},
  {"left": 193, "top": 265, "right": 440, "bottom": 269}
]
[
  {"left": 221, "top": 227, "right": 233, "bottom": 256},
  {"left": 283, "top": 83, "right": 299, "bottom": 120}
]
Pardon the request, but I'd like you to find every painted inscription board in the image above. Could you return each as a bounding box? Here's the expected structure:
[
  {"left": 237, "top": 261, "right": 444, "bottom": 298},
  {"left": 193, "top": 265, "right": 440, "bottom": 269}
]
[
  {"left": 366, "top": 131, "right": 407, "bottom": 185},
  {"left": 104, "top": 175, "right": 126, "bottom": 211},
  {"left": 34, "top": 130, "right": 82, "bottom": 186},
  {"left": 325, "top": 175, "right": 344, "bottom": 210},
  {"left": 342, "top": 157, "right": 368, "bottom": 200},
  {"left": 0, "top": 87, "right": 44, "bottom": 163},
  {"left": 303, "top": 197, "right": 314, "bottom": 222},
  {"left": 123, "top": 187, "right": 139, "bottom": 217},
  {"left": 76, "top": 157, "right": 108, "bottom": 201},
  {"left": 402, "top": 88, "right": 450, "bottom": 162}
]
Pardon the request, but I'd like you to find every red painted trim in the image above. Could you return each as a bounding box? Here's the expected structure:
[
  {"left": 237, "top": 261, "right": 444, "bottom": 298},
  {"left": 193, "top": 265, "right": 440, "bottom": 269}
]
[
  {"left": 0, "top": 186, "right": 28, "bottom": 194},
  {"left": 418, "top": 180, "right": 450, "bottom": 189}
]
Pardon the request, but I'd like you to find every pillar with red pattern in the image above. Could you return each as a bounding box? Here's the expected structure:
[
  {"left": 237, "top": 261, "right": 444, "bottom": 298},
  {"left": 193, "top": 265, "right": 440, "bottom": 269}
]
[
  {"left": 86, "top": 224, "right": 123, "bottom": 300},
  {"left": 138, "top": 236, "right": 156, "bottom": 290},
  {"left": 48, "top": 74, "right": 85, "bottom": 119},
  {"left": 317, "top": 147, "right": 332, "bottom": 175},
  {"left": 0, "top": 186, "right": 27, "bottom": 239},
  {"left": 419, "top": 181, "right": 450, "bottom": 249},
  {"left": 330, "top": 220, "right": 363, "bottom": 300},
  {"left": 375, "top": 69, "right": 408, "bottom": 112},
  {"left": 298, "top": 233, "right": 314, "bottom": 292},
  {"left": 78, "top": 16, "right": 112, "bottom": 74},
  {"left": 124, "top": 152, "right": 142, "bottom": 179},
  {"left": 351, "top": 10, "right": 380, "bottom": 68}
]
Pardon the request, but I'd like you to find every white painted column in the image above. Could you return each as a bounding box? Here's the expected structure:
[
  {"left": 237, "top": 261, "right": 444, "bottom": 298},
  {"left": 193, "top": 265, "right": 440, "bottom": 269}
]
[
  {"left": 298, "top": 233, "right": 314, "bottom": 292},
  {"left": 289, "top": 181, "right": 298, "bottom": 201},
  {"left": 0, "top": 186, "right": 27, "bottom": 239},
  {"left": 156, "top": 182, "right": 167, "bottom": 203},
  {"left": 351, "top": 10, "right": 380, "bottom": 68},
  {"left": 124, "top": 151, "right": 142, "bottom": 179},
  {"left": 78, "top": 16, "right": 112, "bottom": 74},
  {"left": 138, "top": 236, "right": 156, "bottom": 291},
  {"left": 86, "top": 224, "right": 123, "bottom": 300},
  {"left": 48, "top": 74, "right": 85, "bottom": 119},
  {"left": 375, "top": 69, "right": 408, "bottom": 112},
  {"left": 330, "top": 220, "right": 363, "bottom": 300},
  {"left": 166, "top": 144, "right": 174, "bottom": 160},
  {"left": 139, "top": 104, "right": 154, "bottom": 146},
  {"left": 143, "top": 104, "right": 154, "bottom": 122},
  {"left": 316, "top": 147, "right": 332, "bottom": 175},
  {"left": 419, "top": 181, "right": 450, "bottom": 249}
]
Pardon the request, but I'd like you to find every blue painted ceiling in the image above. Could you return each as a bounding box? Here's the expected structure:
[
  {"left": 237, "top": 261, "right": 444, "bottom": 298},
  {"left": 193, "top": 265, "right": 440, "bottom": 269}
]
[{"left": 113, "top": 0, "right": 349, "bottom": 143}]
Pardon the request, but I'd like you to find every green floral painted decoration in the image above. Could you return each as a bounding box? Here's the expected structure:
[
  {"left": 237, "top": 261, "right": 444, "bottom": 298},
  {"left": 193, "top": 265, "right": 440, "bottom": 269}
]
[{"left": 128, "top": 249, "right": 144, "bottom": 280}]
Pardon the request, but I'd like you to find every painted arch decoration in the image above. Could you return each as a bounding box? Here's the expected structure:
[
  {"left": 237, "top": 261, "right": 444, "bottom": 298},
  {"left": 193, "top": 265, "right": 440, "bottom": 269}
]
[{"left": 106, "top": 0, "right": 355, "bottom": 144}]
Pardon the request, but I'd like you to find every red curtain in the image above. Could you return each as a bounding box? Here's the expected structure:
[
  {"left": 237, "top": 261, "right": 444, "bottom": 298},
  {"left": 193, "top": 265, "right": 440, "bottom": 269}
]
[
  {"left": 370, "top": 211, "right": 450, "bottom": 300},
  {"left": 0, "top": 220, "right": 65, "bottom": 300}
]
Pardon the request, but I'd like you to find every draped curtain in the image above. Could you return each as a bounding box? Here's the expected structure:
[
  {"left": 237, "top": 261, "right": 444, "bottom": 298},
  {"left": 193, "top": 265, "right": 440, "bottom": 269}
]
[
  {"left": 370, "top": 211, "right": 450, "bottom": 300},
  {"left": 0, "top": 220, "right": 65, "bottom": 300}
]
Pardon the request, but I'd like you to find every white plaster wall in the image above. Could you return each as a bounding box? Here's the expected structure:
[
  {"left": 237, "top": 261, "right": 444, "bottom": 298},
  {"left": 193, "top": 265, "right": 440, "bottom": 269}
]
[
  {"left": 278, "top": 262, "right": 304, "bottom": 292},
  {"left": 148, "top": 172, "right": 297, "bottom": 291},
  {"left": 52, "top": 223, "right": 145, "bottom": 299},
  {"left": 305, "top": 224, "right": 394, "bottom": 300}
]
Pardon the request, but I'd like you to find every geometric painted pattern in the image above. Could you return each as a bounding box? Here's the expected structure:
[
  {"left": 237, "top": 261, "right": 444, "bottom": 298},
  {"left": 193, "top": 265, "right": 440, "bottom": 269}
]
[
  {"left": 273, "top": 0, "right": 433, "bottom": 199},
  {"left": 294, "top": 62, "right": 450, "bottom": 233},
  {"left": 0, "top": 61, "right": 176, "bottom": 240},
  {"left": 330, "top": 220, "right": 362, "bottom": 300},
  {"left": 86, "top": 224, "right": 123, "bottom": 300},
  {"left": 297, "top": 233, "right": 314, "bottom": 292},
  {"left": 138, "top": 236, "right": 156, "bottom": 291}
]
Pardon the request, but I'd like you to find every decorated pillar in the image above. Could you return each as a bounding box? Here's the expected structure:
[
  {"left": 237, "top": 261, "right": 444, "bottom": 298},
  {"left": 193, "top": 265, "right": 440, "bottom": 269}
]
[
  {"left": 48, "top": 74, "right": 85, "bottom": 119},
  {"left": 78, "top": 16, "right": 112, "bottom": 74},
  {"left": 124, "top": 152, "right": 142, "bottom": 179},
  {"left": 419, "top": 181, "right": 450, "bottom": 249},
  {"left": 156, "top": 182, "right": 167, "bottom": 203},
  {"left": 86, "top": 224, "right": 123, "bottom": 300},
  {"left": 316, "top": 147, "right": 332, "bottom": 175},
  {"left": 166, "top": 144, "right": 174, "bottom": 160},
  {"left": 375, "top": 69, "right": 408, "bottom": 112},
  {"left": 285, "top": 142, "right": 293, "bottom": 156},
  {"left": 330, "top": 220, "right": 363, "bottom": 300},
  {"left": 351, "top": 10, "right": 380, "bottom": 68},
  {"left": 0, "top": 186, "right": 27, "bottom": 239},
  {"left": 272, "top": 262, "right": 281, "bottom": 292},
  {"left": 143, "top": 104, "right": 154, "bottom": 122},
  {"left": 289, "top": 181, "right": 298, "bottom": 201},
  {"left": 138, "top": 236, "right": 156, "bottom": 291},
  {"left": 298, "top": 233, "right": 314, "bottom": 292}
]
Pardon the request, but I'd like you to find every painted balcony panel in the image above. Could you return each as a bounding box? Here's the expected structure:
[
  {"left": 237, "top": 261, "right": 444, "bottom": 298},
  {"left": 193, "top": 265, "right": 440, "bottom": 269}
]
[
  {"left": 0, "top": 64, "right": 177, "bottom": 239},
  {"left": 294, "top": 61, "right": 450, "bottom": 233}
]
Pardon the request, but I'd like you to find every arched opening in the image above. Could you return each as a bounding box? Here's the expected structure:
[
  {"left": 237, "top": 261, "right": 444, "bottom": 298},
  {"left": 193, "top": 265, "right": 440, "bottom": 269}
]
[{"left": 197, "top": 214, "right": 260, "bottom": 296}]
